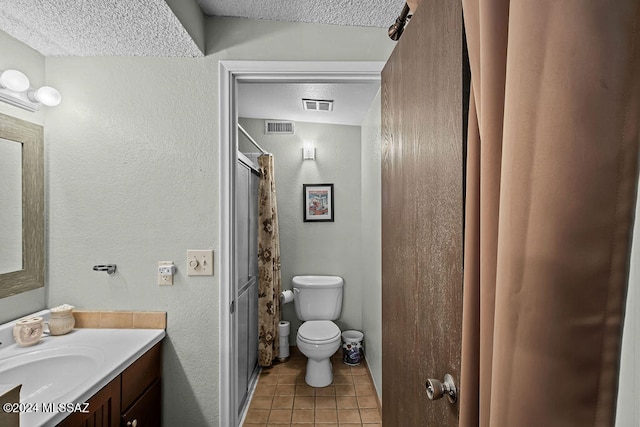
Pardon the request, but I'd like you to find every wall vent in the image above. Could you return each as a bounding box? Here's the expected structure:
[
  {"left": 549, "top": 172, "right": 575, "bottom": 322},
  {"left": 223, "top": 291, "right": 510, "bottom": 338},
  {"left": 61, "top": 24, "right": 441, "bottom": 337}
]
[
  {"left": 302, "top": 98, "right": 334, "bottom": 112},
  {"left": 265, "top": 120, "right": 295, "bottom": 134}
]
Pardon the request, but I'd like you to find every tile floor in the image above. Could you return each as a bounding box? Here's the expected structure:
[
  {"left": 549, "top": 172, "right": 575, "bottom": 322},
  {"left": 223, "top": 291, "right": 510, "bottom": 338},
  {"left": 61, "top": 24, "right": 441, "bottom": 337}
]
[{"left": 242, "top": 348, "right": 382, "bottom": 426}]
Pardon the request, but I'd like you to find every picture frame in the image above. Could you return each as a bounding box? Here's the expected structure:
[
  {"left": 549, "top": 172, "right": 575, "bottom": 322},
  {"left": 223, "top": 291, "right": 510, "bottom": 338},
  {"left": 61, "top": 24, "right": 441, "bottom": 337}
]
[{"left": 303, "top": 183, "right": 334, "bottom": 222}]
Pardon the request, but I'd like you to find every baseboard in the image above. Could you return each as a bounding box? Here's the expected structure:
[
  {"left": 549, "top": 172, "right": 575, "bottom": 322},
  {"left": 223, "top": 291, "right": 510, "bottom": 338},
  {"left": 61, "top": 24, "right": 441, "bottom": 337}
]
[{"left": 363, "top": 356, "right": 382, "bottom": 414}]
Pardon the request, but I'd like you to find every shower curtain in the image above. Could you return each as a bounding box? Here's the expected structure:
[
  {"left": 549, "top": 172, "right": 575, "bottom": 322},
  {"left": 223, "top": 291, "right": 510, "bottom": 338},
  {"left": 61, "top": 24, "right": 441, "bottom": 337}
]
[
  {"left": 257, "top": 154, "right": 282, "bottom": 367},
  {"left": 459, "top": 1, "right": 640, "bottom": 426}
]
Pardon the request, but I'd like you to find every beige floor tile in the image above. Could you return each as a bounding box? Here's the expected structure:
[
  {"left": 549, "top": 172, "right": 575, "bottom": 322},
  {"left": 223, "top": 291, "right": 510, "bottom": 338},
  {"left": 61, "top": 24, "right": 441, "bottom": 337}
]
[
  {"left": 277, "top": 374, "right": 298, "bottom": 385},
  {"left": 315, "top": 409, "right": 338, "bottom": 423},
  {"left": 246, "top": 351, "right": 383, "bottom": 427},
  {"left": 352, "top": 374, "right": 372, "bottom": 384},
  {"left": 316, "top": 386, "right": 336, "bottom": 396},
  {"left": 332, "top": 372, "right": 353, "bottom": 385},
  {"left": 293, "top": 396, "right": 315, "bottom": 409},
  {"left": 275, "top": 384, "right": 296, "bottom": 396},
  {"left": 334, "top": 385, "right": 356, "bottom": 396},
  {"left": 249, "top": 396, "right": 273, "bottom": 410},
  {"left": 291, "top": 409, "right": 314, "bottom": 423},
  {"left": 289, "top": 358, "right": 307, "bottom": 367},
  {"left": 245, "top": 409, "right": 270, "bottom": 423},
  {"left": 268, "top": 409, "right": 292, "bottom": 423},
  {"left": 336, "top": 396, "right": 358, "bottom": 409},
  {"left": 337, "top": 409, "right": 361, "bottom": 423},
  {"left": 357, "top": 395, "right": 378, "bottom": 409},
  {"left": 254, "top": 383, "right": 276, "bottom": 396},
  {"left": 295, "top": 385, "right": 316, "bottom": 397},
  {"left": 281, "top": 364, "right": 304, "bottom": 375},
  {"left": 315, "top": 396, "right": 336, "bottom": 410},
  {"left": 333, "top": 362, "right": 350, "bottom": 371},
  {"left": 263, "top": 364, "right": 282, "bottom": 374},
  {"left": 350, "top": 365, "right": 367, "bottom": 376},
  {"left": 271, "top": 395, "right": 294, "bottom": 409},
  {"left": 259, "top": 373, "right": 279, "bottom": 385},
  {"left": 360, "top": 408, "right": 382, "bottom": 423},
  {"left": 355, "top": 383, "right": 375, "bottom": 396}
]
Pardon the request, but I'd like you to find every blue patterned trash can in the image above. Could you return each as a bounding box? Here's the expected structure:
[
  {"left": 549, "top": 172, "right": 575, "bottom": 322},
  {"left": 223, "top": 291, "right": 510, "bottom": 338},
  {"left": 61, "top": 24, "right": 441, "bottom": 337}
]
[{"left": 342, "top": 330, "right": 364, "bottom": 366}]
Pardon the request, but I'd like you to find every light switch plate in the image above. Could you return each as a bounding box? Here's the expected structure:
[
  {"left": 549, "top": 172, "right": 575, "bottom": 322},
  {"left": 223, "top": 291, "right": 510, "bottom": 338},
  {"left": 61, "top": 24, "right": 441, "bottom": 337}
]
[
  {"left": 187, "top": 250, "right": 214, "bottom": 276},
  {"left": 158, "top": 261, "right": 174, "bottom": 286}
]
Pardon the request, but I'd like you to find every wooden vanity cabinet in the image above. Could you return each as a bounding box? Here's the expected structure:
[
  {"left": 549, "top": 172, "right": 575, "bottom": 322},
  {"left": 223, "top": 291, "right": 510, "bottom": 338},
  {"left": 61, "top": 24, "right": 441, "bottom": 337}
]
[{"left": 57, "top": 342, "right": 162, "bottom": 427}]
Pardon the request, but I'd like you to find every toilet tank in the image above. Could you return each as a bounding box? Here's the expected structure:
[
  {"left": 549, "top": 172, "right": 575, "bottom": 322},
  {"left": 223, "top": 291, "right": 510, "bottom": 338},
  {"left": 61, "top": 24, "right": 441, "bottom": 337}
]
[{"left": 292, "top": 275, "right": 343, "bottom": 321}]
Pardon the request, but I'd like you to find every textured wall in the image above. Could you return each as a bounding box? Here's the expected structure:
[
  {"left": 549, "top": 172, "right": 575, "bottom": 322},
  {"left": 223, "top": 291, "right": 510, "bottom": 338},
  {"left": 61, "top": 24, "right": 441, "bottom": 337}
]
[
  {"left": 360, "top": 89, "right": 382, "bottom": 398},
  {"left": 239, "top": 118, "right": 363, "bottom": 338},
  {"left": 42, "top": 16, "right": 394, "bottom": 427},
  {"left": 0, "top": 30, "right": 46, "bottom": 324}
]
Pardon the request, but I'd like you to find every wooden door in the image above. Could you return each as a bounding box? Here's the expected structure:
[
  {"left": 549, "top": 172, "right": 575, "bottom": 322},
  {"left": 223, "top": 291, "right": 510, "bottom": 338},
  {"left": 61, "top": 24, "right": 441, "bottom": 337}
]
[{"left": 381, "top": 1, "right": 467, "bottom": 425}]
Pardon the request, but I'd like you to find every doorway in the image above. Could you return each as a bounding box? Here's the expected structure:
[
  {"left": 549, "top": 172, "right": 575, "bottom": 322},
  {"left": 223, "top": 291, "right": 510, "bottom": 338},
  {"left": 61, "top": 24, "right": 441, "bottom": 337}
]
[{"left": 218, "top": 61, "right": 385, "bottom": 426}]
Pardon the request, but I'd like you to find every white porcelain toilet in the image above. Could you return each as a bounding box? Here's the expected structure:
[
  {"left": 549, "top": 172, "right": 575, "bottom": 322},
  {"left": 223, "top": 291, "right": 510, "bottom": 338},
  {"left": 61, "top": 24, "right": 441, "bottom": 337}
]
[{"left": 293, "top": 275, "right": 343, "bottom": 387}]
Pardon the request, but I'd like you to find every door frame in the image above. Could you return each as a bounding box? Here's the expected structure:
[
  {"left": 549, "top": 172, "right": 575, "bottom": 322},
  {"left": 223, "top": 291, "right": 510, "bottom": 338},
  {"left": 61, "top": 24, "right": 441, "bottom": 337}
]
[{"left": 218, "top": 60, "right": 385, "bottom": 426}]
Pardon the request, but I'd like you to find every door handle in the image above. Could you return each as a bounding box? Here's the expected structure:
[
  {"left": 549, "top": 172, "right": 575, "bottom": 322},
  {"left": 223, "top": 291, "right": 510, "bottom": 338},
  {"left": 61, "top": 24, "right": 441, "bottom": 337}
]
[{"left": 425, "top": 373, "right": 457, "bottom": 404}]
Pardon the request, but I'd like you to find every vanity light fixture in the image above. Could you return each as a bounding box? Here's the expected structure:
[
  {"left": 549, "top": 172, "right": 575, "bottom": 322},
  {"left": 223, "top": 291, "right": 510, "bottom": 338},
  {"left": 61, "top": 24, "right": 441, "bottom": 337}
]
[
  {"left": 0, "top": 69, "right": 30, "bottom": 92},
  {"left": 0, "top": 69, "right": 62, "bottom": 112},
  {"left": 303, "top": 140, "right": 316, "bottom": 160},
  {"left": 28, "top": 86, "right": 62, "bottom": 107}
]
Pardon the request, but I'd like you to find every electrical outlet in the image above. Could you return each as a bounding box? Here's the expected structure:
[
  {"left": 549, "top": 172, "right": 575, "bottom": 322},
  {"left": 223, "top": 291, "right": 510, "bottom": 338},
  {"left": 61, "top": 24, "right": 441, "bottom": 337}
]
[
  {"left": 158, "top": 261, "right": 175, "bottom": 286},
  {"left": 187, "top": 250, "right": 213, "bottom": 276}
]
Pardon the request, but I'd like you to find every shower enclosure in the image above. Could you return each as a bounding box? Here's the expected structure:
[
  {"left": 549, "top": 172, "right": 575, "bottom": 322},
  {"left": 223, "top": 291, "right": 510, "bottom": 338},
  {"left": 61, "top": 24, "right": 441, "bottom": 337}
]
[{"left": 235, "top": 152, "right": 260, "bottom": 414}]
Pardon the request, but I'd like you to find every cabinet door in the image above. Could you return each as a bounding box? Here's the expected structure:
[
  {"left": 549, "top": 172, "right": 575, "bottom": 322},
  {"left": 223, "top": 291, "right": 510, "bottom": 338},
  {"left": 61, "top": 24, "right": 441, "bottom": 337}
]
[
  {"left": 57, "top": 376, "right": 121, "bottom": 427},
  {"left": 121, "top": 379, "right": 161, "bottom": 427}
]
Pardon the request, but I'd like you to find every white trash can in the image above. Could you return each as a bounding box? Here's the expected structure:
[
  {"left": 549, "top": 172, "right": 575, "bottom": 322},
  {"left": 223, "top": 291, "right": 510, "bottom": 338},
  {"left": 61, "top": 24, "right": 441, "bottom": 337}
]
[{"left": 341, "top": 330, "right": 364, "bottom": 366}]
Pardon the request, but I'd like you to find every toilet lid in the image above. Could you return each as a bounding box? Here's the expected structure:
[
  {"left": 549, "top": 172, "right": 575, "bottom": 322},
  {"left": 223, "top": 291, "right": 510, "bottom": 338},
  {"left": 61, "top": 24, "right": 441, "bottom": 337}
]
[{"left": 298, "top": 321, "right": 340, "bottom": 343}]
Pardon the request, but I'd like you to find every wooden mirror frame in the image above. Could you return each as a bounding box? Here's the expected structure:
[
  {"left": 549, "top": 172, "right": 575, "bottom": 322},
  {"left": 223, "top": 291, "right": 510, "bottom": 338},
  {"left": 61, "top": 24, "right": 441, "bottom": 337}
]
[{"left": 0, "top": 112, "right": 44, "bottom": 298}]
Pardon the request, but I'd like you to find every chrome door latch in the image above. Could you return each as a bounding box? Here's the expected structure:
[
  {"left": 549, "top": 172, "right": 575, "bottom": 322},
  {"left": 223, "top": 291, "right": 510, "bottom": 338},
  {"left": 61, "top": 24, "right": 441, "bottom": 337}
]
[{"left": 425, "top": 374, "right": 457, "bottom": 404}]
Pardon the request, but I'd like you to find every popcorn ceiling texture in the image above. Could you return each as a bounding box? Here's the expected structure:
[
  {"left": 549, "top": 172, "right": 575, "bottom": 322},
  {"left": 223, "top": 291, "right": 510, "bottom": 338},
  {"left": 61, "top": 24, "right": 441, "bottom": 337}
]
[
  {"left": 0, "top": 0, "right": 203, "bottom": 57},
  {"left": 197, "top": 0, "right": 405, "bottom": 28}
]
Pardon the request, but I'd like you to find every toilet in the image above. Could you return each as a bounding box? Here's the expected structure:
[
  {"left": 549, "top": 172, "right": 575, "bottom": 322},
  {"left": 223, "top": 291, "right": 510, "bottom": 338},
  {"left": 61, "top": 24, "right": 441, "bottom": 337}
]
[{"left": 293, "top": 275, "right": 343, "bottom": 387}]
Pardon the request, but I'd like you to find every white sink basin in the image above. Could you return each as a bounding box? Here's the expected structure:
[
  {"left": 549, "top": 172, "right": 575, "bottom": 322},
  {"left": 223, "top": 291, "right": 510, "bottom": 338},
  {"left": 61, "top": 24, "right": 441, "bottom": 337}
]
[
  {"left": 0, "top": 311, "right": 165, "bottom": 426},
  {"left": 0, "top": 345, "right": 104, "bottom": 403}
]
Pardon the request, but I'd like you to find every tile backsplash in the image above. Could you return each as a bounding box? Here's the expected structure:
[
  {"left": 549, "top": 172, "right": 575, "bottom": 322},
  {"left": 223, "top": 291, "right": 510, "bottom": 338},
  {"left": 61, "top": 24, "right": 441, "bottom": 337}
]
[{"left": 73, "top": 310, "right": 166, "bottom": 329}]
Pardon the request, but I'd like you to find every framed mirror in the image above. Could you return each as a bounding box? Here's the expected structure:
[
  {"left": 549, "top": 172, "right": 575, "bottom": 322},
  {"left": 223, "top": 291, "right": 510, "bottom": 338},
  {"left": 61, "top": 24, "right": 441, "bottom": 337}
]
[{"left": 0, "top": 112, "right": 44, "bottom": 298}]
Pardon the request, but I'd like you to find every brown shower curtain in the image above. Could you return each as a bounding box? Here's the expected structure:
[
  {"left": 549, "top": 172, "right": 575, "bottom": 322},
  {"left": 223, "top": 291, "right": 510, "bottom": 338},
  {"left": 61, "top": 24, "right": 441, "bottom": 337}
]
[
  {"left": 257, "top": 154, "right": 282, "bottom": 367},
  {"left": 460, "top": 1, "right": 640, "bottom": 426}
]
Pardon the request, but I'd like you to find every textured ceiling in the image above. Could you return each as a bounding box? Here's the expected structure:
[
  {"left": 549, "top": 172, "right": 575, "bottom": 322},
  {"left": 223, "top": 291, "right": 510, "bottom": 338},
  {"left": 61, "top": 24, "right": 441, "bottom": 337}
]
[
  {"left": 238, "top": 82, "right": 380, "bottom": 126},
  {"left": 0, "top": 0, "right": 404, "bottom": 57},
  {"left": 198, "top": 0, "right": 405, "bottom": 28},
  {"left": 0, "top": 0, "right": 203, "bottom": 57}
]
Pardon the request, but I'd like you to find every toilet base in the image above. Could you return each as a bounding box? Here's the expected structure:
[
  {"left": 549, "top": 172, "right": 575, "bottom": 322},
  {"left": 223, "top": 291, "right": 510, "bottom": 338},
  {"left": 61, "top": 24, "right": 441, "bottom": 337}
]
[{"left": 305, "top": 357, "right": 334, "bottom": 387}]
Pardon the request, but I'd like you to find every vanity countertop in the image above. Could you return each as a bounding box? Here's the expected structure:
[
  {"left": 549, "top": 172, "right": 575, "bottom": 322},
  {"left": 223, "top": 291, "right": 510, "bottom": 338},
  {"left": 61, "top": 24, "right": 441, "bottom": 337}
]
[{"left": 0, "top": 310, "right": 165, "bottom": 426}]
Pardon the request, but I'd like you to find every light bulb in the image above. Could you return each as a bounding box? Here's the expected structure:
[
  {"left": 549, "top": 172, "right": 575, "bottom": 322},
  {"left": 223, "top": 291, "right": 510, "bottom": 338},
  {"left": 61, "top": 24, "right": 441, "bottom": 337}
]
[
  {"left": 0, "top": 70, "right": 30, "bottom": 92},
  {"left": 29, "top": 86, "right": 62, "bottom": 106}
]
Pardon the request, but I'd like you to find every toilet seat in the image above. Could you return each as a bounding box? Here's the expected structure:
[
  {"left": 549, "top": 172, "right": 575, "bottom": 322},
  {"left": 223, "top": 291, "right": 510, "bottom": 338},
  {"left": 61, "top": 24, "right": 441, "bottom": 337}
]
[{"left": 297, "top": 320, "right": 340, "bottom": 344}]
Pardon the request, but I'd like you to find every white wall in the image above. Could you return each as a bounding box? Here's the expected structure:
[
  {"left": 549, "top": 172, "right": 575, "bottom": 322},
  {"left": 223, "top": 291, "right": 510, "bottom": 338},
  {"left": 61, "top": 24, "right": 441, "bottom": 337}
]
[
  {"left": 0, "top": 30, "right": 46, "bottom": 324},
  {"left": 360, "top": 89, "right": 382, "bottom": 397},
  {"left": 40, "top": 17, "right": 394, "bottom": 426},
  {"left": 239, "top": 118, "right": 363, "bottom": 338},
  {"left": 616, "top": 178, "right": 640, "bottom": 426}
]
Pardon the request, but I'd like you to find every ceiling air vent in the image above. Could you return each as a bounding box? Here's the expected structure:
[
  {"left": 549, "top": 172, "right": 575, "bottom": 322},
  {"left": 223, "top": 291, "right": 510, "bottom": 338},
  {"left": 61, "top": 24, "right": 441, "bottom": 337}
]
[
  {"left": 302, "top": 98, "right": 334, "bottom": 112},
  {"left": 265, "top": 120, "right": 295, "bottom": 134}
]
